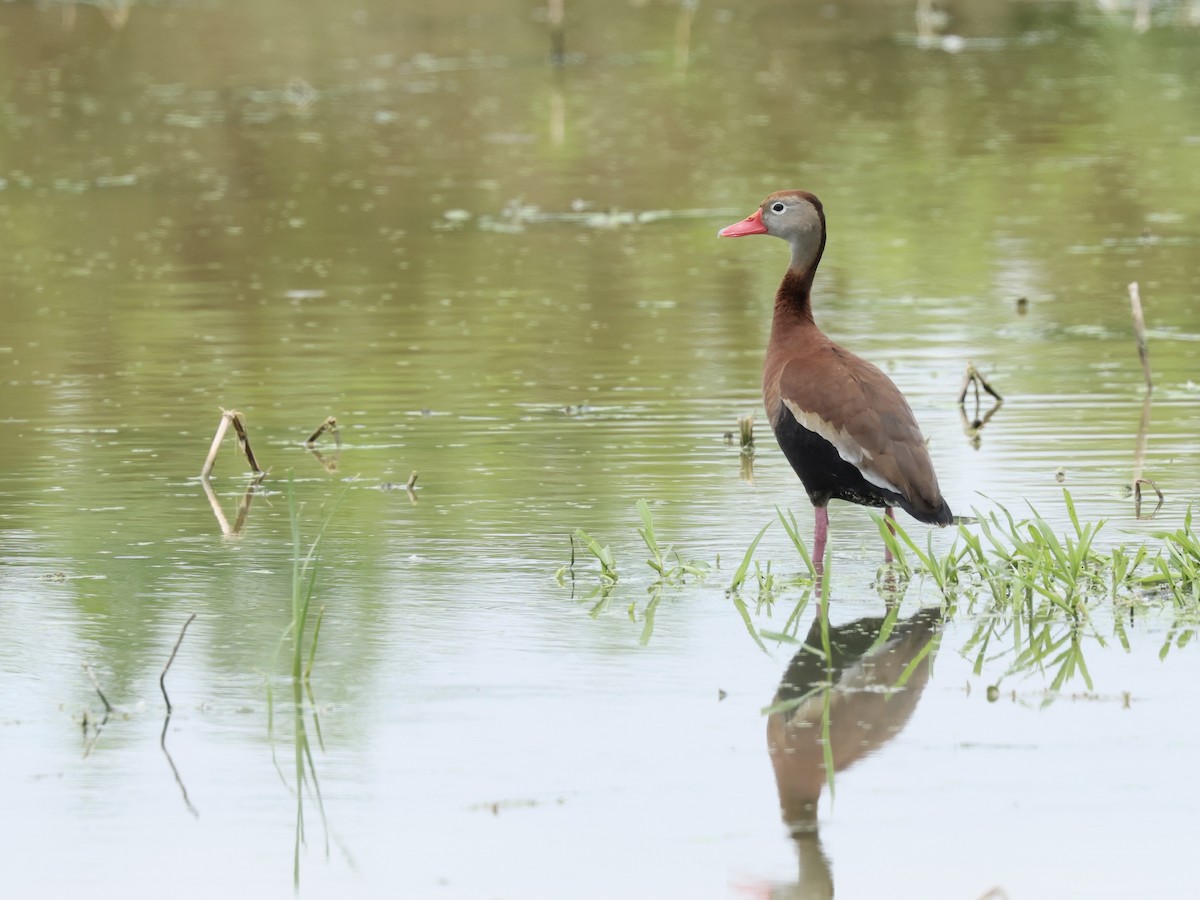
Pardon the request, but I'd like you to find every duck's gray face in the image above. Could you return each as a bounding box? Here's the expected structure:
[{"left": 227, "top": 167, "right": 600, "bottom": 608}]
[{"left": 719, "top": 191, "right": 825, "bottom": 273}]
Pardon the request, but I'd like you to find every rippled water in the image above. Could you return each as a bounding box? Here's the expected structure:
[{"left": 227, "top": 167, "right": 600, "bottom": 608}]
[{"left": 2, "top": 1, "right": 1200, "bottom": 897}]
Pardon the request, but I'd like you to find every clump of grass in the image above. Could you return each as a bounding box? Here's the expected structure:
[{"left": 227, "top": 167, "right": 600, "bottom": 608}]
[
  {"left": 568, "top": 491, "right": 1200, "bottom": 691},
  {"left": 636, "top": 499, "right": 710, "bottom": 583},
  {"left": 564, "top": 504, "right": 712, "bottom": 590},
  {"left": 869, "top": 490, "right": 1200, "bottom": 691},
  {"left": 874, "top": 512, "right": 967, "bottom": 592},
  {"left": 876, "top": 490, "right": 1193, "bottom": 613},
  {"left": 744, "top": 491, "right": 1199, "bottom": 694},
  {"left": 571, "top": 528, "right": 619, "bottom": 584},
  {"left": 1147, "top": 507, "right": 1200, "bottom": 601},
  {"left": 885, "top": 493, "right": 1111, "bottom": 689},
  {"left": 560, "top": 501, "right": 711, "bottom": 642}
]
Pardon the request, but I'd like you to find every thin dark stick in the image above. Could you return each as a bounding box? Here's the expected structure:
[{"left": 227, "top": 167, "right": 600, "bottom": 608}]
[
  {"left": 83, "top": 662, "right": 113, "bottom": 715},
  {"left": 230, "top": 413, "right": 263, "bottom": 473},
  {"left": 565, "top": 532, "right": 577, "bottom": 599},
  {"left": 160, "top": 613, "right": 197, "bottom": 715},
  {"left": 1134, "top": 478, "right": 1164, "bottom": 520}
]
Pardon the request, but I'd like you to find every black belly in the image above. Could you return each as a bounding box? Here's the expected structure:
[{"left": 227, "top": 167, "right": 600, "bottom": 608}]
[{"left": 771, "top": 401, "right": 903, "bottom": 511}]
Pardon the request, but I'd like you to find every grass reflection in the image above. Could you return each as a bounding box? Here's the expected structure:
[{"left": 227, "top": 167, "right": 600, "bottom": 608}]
[{"left": 267, "top": 679, "right": 332, "bottom": 891}]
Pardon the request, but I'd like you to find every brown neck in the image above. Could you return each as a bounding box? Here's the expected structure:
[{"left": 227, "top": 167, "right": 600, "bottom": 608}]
[{"left": 774, "top": 267, "right": 816, "bottom": 325}]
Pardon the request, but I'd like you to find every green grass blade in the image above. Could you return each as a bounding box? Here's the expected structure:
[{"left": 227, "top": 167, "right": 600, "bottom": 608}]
[
  {"left": 304, "top": 605, "right": 326, "bottom": 682},
  {"left": 776, "top": 506, "right": 817, "bottom": 577},
  {"left": 729, "top": 521, "right": 772, "bottom": 594}
]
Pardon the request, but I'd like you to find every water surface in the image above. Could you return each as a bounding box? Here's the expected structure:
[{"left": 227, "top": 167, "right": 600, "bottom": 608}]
[{"left": 2, "top": 1, "right": 1199, "bottom": 897}]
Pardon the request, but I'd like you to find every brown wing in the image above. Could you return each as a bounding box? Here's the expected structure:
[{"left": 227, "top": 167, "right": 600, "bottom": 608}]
[{"left": 771, "top": 341, "right": 946, "bottom": 517}]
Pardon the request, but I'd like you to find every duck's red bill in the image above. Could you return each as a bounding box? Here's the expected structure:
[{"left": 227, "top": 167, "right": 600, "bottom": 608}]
[{"left": 718, "top": 208, "right": 767, "bottom": 237}]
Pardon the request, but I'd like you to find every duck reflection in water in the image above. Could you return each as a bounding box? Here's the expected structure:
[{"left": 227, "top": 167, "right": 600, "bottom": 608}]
[{"left": 766, "top": 605, "right": 943, "bottom": 898}]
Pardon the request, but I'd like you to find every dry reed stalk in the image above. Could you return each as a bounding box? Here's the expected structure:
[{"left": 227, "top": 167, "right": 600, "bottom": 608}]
[
  {"left": 200, "top": 409, "right": 262, "bottom": 477},
  {"left": 957, "top": 361, "right": 1003, "bottom": 405},
  {"left": 1128, "top": 282, "right": 1153, "bottom": 391},
  {"left": 306, "top": 416, "right": 340, "bottom": 447}
]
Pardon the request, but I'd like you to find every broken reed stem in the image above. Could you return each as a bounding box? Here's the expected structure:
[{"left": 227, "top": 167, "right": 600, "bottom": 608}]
[
  {"left": 83, "top": 662, "right": 113, "bottom": 715},
  {"left": 1128, "top": 282, "right": 1153, "bottom": 392},
  {"left": 160, "top": 613, "right": 197, "bottom": 715},
  {"left": 306, "top": 416, "right": 340, "bottom": 447},
  {"left": 200, "top": 409, "right": 262, "bottom": 477},
  {"left": 200, "top": 412, "right": 234, "bottom": 478},
  {"left": 958, "top": 361, "right": 1003, "bottom": 405}
]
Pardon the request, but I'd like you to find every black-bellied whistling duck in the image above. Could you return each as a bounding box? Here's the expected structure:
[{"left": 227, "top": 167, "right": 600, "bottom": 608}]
[{"left": 719, "top": 190, "right": 952, "bottom": 568}]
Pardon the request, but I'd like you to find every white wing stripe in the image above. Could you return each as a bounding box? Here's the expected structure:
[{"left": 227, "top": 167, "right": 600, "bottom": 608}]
[{"left": 783, "top": 398, "right": 902, "bottom": 495}]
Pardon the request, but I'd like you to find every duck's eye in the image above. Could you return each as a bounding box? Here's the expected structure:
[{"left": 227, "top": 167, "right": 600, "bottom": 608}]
[{"left": 770, "top": 201, "right": 786, "bottom": 214}]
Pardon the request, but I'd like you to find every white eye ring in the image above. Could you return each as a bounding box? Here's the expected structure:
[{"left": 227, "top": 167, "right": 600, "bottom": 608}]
[{"left": 770, "top": 201, "right": 786, "bottom": 214}]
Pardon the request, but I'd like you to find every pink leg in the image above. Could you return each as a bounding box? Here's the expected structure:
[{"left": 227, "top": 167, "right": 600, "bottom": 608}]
[
  {"left": 812, "top": 506, "right": 829, "bottom": 575},
  {"left": 883, "top": 506, "right": 896, "bottom": 564}
]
